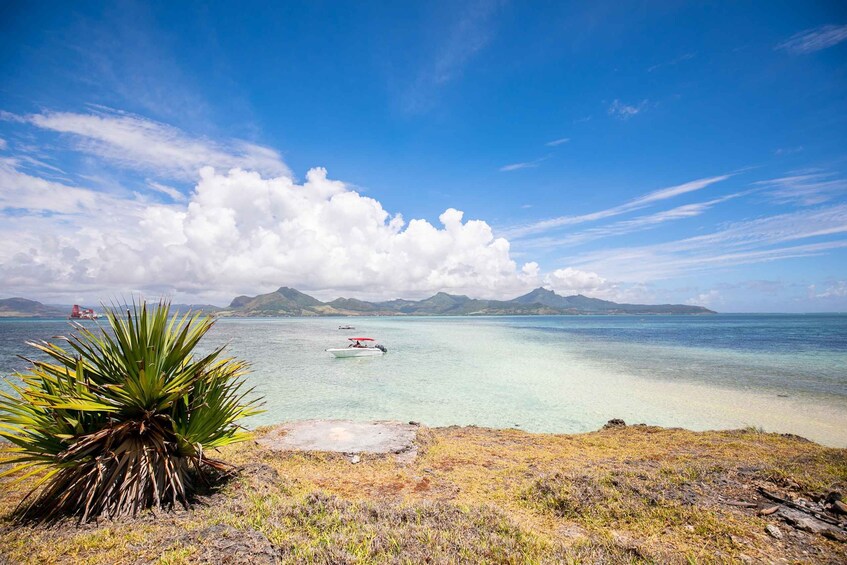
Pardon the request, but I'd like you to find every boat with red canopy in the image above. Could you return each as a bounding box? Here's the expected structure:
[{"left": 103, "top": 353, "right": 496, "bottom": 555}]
[{"left": 326, "top": 337, "right": 388, "bottom": 358}]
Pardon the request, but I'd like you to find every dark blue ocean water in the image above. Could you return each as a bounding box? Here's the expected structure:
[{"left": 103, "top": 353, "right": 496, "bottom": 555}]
[{"left": 514, "top": 314, "right": 847, "bottom": 354}]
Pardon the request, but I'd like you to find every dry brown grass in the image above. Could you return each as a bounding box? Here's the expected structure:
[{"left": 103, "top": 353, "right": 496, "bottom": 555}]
[{"left": 1, "top": 424, "right": 846, "bottom": 564}]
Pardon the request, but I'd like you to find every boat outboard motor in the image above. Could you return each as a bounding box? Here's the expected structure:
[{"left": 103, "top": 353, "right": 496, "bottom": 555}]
[{"left": 376, "top": 344, "right": 387, "bottom": 353}]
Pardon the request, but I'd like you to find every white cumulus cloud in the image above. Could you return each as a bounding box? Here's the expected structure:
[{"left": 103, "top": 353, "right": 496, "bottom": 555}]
[
  {"left": 0, "top": 164, "right": 538, "bottom": 302},
  {"left": 808, "top": 281, "right": 847, "bottom": 299},
  {"left": 543, "top": 267, "right": 609, "bottom": 295},
  {"left": 686, "top": 289, "right": 721, "bottom": 307}
]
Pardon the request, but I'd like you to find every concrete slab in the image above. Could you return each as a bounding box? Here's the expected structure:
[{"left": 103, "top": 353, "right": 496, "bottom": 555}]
[{"left": 257, "top": 420, "right": 418, "bottom": 456}]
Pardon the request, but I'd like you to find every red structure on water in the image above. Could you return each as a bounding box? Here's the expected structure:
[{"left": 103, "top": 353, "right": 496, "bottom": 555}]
[{"left": 69, "top": 304, "right": 100, "bottom": 319}]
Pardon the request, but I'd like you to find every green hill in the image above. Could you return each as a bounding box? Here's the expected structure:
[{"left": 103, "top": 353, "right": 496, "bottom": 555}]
[
  {"left": 0, "top": 298, "right": 65, "bottom": 318},
  {"left": 226, "top": 287, "right": 327, "bottom": 316}
]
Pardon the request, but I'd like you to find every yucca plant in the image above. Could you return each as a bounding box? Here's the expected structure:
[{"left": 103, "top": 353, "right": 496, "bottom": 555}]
[{"left": 0, "top": 300, "right": 263, "bottom": 523}]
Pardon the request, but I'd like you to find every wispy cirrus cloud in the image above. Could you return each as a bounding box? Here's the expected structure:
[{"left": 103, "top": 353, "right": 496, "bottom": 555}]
[
  {"left": 0, "top": 147, "right": 72, "bottom": 185},
  {"left": 499, "top": 155, "right": 548, "bottom": 172},
  {"left": 0, "top": 157, "right": 139, "bottom": 215},
  {"left": 564, "top": 204, "right": 847, "bottom": 282},
  {"left": 522, "top": 193, "right": 742, "bottom": 249},
  {"left": 755, "top": 171, "right": 847, "bottom": 206},
  {"left": 501, "top": 137, "right": 568, "bottom": 172},
  {"left": 146, "top": 181, "right": 187, "bottom": 202},
  {"left": 500, "top": 162, "right": 538, "bottom": 172},
  {"left": 608, "top": 99, "right": 648, "bottom": 120},
  {"left": 647, "top": 52, "right": 696, "bottom": 73},
  {"left": 5, "top": 108, "right": 290, "bottom": 181},
  {"left": 58, "top": 2, "right": 216, "bottom": 124},
  {"left": 402, "top": 0, "right": 503, "bottom": 112},
  {"left": 501, "top": 174, "right": 732, "bottom": 238},
  {"left": 429, "top": 2, "right": 499, "bottom": 85},
  {"left": 776, "top": 24, "right": 847, "bottom": 54}
]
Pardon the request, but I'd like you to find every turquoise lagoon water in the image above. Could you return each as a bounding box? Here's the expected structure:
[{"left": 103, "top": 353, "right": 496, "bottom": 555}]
[{"left": 1, "top": 314, "right": 846, "bottom": 446}]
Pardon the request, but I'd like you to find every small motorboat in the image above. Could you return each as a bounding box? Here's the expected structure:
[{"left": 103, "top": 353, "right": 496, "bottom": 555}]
[
  {"left": 338, "top": 325, "right": 355, "bottom": 330},
  {"left": 327, "top": 337, "right": 388, "bottom": 358}
]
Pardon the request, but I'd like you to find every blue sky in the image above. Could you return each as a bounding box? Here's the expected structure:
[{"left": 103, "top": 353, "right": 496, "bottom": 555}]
[{"left": 1, "top": 1, "right": 846, "bottom": 311}]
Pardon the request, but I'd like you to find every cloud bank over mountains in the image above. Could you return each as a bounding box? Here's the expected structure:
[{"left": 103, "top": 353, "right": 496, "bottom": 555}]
[
  {"left": 0, "top": 163, "right": 548, "bottom": 303},
  {"left": 0, "top": 109, "right": 568, "bottom": 302}
]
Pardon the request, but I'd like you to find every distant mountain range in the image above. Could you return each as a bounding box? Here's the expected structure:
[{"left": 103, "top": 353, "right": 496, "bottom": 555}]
[
  {"left": 0, "top": 297, "right": 66, "bottom": 318},
  {"left": 0, "top": 287, "right": 715, "bottom": 318}
]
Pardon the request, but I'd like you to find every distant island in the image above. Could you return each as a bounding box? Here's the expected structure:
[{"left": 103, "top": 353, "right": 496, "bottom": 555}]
[
  {"left": 0, "top": 287, "right": 715, "bottom": 318},
  {"left": 0, "top": 297, "right": 67, "bottom": 318}
]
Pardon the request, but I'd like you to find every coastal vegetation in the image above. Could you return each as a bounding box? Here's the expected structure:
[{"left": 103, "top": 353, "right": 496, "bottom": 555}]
[
  {"left": 0, "top": 301, "right": 262, "bottom": 523},
  {"left": 0, "top": 424, "right": 845, "bottom": 563}
]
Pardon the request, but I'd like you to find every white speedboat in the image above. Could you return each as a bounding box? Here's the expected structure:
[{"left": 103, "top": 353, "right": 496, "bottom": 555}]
[{"left": 327, "top": 337, "right": 387, "bottom": 358}]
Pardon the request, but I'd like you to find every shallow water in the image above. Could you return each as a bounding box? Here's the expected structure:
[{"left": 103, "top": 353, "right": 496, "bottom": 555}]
[{"left": 1, "top": 314, "right": 845, "bottom": 446}]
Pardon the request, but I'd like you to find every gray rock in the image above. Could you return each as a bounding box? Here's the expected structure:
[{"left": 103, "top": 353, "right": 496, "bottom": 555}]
[
  {"left": 602, "top": 419, "right": 626, "bottom": 430},
  {"left": 257, "top": 420, "right": 417, "bottom": 455},
  {"left": 765, "top": 524, "right": 783, "bottom": 539}
]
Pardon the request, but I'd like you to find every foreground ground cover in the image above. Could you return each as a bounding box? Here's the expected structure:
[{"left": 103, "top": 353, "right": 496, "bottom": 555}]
[{"left": 1, "top": 423, "right": 845, "bottom": 564}]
